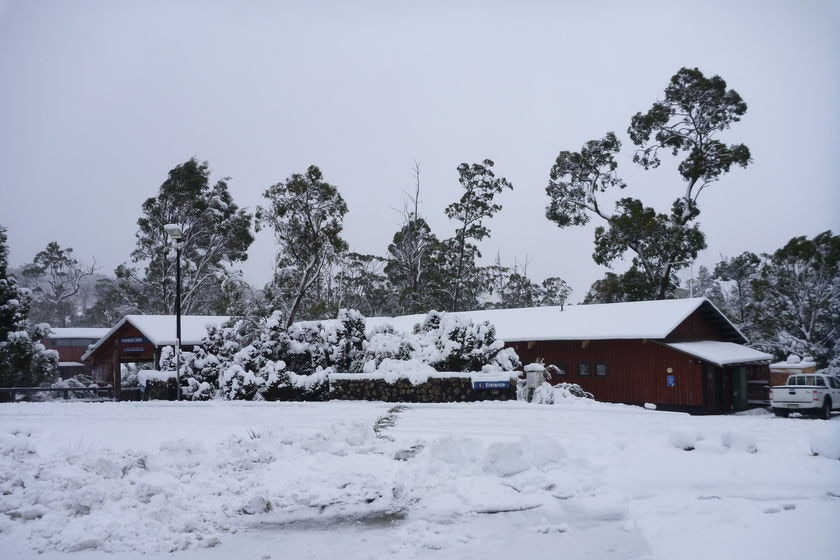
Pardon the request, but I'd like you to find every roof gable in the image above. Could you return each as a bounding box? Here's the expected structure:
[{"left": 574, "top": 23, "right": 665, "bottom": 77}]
[{"left": 81, "top": 315, "right": 230, "bottom": 361}]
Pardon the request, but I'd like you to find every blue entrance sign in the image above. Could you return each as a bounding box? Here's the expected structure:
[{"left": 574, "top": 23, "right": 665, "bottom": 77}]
[
  {"left": 120, "top": 337, "right": 149, "bottom": 344},
  {"left": 666, "top": 374, "right": 675, "bottom": 387},
  {"left": 472, "top": 380, "right": 511, "bottom": 390}
]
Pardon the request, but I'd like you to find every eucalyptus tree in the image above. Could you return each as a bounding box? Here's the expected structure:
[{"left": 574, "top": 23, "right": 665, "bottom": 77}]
[
  {"left": 257, "top": 165, "right": 348, "bottom": 328},
  {"left": 445, "top": 159, "right": 512, "bottom": 311},
  {"left": 752, "top": 231, "right": 840, "bottom": 367},
  {"left": 546, "top": 67, "right": 751, "bottom": 300},
  {"left": 120, "top": 158, "right": 253, "bottom": 314},
  {"left": 20, "top": 241, "right": 97, "bottom": 326},
  {"left": 385, "top": 162, "right": 442, "bottom": 314}
]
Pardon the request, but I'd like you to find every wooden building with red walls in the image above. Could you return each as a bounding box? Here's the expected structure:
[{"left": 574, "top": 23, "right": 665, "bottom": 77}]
[
  {"left": 81, "top": 315, "right": 229, "bottom": 398},
  {"left": 382, "top": 298, "right": 773, "bottom": 414},
  {"left": 43, "top": 328, "right": 110, "bottom": 379}
]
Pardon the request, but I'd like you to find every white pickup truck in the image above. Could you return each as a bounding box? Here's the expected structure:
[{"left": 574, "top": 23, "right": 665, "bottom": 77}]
[{"left": 770, "top": 373, "right": 840, "bottom": 419}]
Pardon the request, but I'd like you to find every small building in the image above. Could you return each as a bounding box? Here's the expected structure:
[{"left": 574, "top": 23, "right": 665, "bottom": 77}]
[
  {"left": 43, "top": 327, "right": 110, "bottom": 379},
  {"left": 81, "top": 315, "right": 229, "bottom": 395},
  {"left": 378, "top": 298, "right": 773, "bottom": 414},
  {"left": 768, "top": 356, "right": 817, "bottom": 387}
]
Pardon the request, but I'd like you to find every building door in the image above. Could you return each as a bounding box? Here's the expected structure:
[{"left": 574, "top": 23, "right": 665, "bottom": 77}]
[
  {"left": 704, "top": 364, "right": 720, "bottom": 413},
  {"left": 732, "top": 366, "right": 748, "bottom": 410}
]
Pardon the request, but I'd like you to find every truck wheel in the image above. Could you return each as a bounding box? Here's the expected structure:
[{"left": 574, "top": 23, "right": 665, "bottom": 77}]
[
  {"left": 773, "top": 408, "right": 789, "bottom": 418},
  {"left": 820, "top": 399, "right": 832, "bottom": 420}
]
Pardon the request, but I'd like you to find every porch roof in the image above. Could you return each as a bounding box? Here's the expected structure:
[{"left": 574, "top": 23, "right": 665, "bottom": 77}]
[{"left": 664, "top": 341, "right": 773, "bottom": 366}]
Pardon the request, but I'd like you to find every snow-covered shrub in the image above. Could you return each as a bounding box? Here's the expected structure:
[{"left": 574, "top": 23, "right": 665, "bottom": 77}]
[
  {"left": 329, "top": 309, "right": 367, "bottom": 373},
  {"left": 530, "top": 383, "right": 555, "bottom": 404},
  {"left": 183, "top": 346, "right": 218, "bottom": 400},
  {"left": 364, "top": 324, "right": 412, "bottom": 371},
  {"left": 554, "top": 383, "right": 594, "bottom": 400},
  {"left": 119, "top": 364, "right": 140, "bottom": 388},
  {"left": 518, "top": 381, "right": 594, "bottom": 404},
  {"left": 412, "top": 311, "right": 520, "bottom": 373},
  {"left": 219, "top": 363, "right": 263, "bottom": 400},
  {"left": 259, "top": 361, "right": 329, "bottom": 401},
  {"left": 285, "top": 321, "right": 328, "bottom": 374},
  {"left": 0, "top": 259, "right": 60, "bottom": 387}
]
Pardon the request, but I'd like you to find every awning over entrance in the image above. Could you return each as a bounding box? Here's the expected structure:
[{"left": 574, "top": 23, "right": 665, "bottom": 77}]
[{"left": 664, "top": 341, "right": 773, "bottom": 366}]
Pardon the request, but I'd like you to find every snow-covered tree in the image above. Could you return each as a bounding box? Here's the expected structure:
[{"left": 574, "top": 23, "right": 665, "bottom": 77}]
[
  {"left": 80, "top": 277, "right": 141, "bottom": 327},
  {"left": 0, "top": 226, "right": 58, "bottom": 388},
  {"left": 500, "top": 272, "right": 541, "bottom": 309},
  {"left": 444, "top": 159, "right": 512, "bottom": 311},
  {"left": 546, "top": 68, "right": 751, "bottom": 300},
  {"left": 540, "top": 277, "right": 572, "bottom": 309},
  {"left": 386, "top": 217, "right": 441, "bottom": 314},
  {"left": 257, "top": 165, "right": 348, "bottom": 328},
  {"left": 119, "top": 158, "right": 254, "bottom": 315},
  {"left": 384, "top": 163, "right": 442, "bottom": 314},
  {"left": 712, "top": 253, "right": 761, "bottom": 332},
  {"left": 752, "top": 231, "right": 839, "bottom": 367},
  {"left": 19, "top": 241, "right": 97, "bottom": 326},
  {"left": 335, "top": 253, "right": 395, "bottom": 318}
]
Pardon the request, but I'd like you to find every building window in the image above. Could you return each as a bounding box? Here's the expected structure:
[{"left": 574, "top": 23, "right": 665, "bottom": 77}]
[
  {"left": 578, "top": 361, "right": 590, "bottom": 376},
  {"left": 552, "top": 362, "right": 568, "bottom": 376},
  {"left": 595, "top": 362, "right": 608, "bottom": 376}
]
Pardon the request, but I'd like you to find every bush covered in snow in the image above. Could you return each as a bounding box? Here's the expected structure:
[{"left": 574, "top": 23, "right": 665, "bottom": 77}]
[
  {"left": 518, "top": 381, "right": 594, "bottom": 404},
  {"left": 158, "top": 309, "right": 519, "bottom": 402},
  {"left": 409, "top": 311, "right": 520, "bottom": 373}
]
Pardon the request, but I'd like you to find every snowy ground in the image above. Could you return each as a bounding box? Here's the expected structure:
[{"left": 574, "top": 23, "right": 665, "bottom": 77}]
[{"left": 1, "top": 396, "right": 838, "bottom": 560}]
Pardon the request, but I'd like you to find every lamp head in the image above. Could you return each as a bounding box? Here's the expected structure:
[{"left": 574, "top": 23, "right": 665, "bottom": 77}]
[{"left": 164, "top": 224, "right": 184, "bottom": 240}]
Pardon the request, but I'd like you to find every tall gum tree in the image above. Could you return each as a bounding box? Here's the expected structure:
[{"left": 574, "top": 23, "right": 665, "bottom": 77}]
[
  {"left": 445, "top": 159, "right": 512, "bottom": 311},
  {"left": 257, "top": 165, "right": 348, "bottom": 328},
  {"left": 546, "top": 67, "right": 751, "bottom": 300},
  {"left": 20, "top": 242, "right": 97, "bottom": 326},
  {"left": 120, "top": 158, "right": 253, "bottom": 314}
]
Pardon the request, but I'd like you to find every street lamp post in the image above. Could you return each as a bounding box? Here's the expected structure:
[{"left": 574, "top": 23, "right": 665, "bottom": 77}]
[{"left": 164, "top": 224, "right": 184, "bottom": 401}]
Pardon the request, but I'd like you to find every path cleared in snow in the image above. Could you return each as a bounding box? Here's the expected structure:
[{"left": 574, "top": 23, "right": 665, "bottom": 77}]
[{"left": 1, "top": 399, "right": 838, "bottom": 560}]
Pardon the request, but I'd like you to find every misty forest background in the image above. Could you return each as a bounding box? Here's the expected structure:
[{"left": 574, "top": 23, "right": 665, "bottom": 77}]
[{"left": 2, "top": 68, "right": 838, "bottom": 386}]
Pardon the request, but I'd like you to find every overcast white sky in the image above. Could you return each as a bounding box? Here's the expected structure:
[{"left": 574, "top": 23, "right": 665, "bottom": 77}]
[{"left": 1, "top": 0, "right": 838, "bottom": 303}]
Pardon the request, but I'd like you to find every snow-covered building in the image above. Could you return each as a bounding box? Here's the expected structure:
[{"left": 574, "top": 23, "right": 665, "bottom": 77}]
[
  {"left": 374, "top": 298, "right": 773, "bottom": 413},
  {"left": 43, "top": 327, "right": 110, "bottom": 379},
  {"left": 81, "top": 315, "right": 229, "bottom": 396},
  {"left": 768, "top": 355, "right": 817, "bottom": 387}
]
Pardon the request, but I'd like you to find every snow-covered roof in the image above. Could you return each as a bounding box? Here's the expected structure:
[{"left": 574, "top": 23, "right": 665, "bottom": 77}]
[
  {"left": 81, "top": 315, "right": 230, "bottom": 360},
  {"left": 121, "top": 315, "right": 231, "bottom": 346},
  {"left": 769, "top": 361, "right": 817, "bottom": 371},
  {"left": 663, "top": 341, "right": 773, "bottom": 366},
  {"left": 49, "top": 327, "right": 110, "bottom": 340},
  {"left": 369, "top": 298, "right": 744, "bottom": 343}
]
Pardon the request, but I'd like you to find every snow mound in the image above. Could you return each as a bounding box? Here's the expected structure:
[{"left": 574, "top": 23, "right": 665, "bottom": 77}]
[
  {"left": 668, "top": 430, "right": 704, "bottom": 451},
  {"left": 721, "top": 431, "right": 758, "bottom": 453},
  {"left": 810, "top": 426, "right": 840, "bottom": 460}
]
